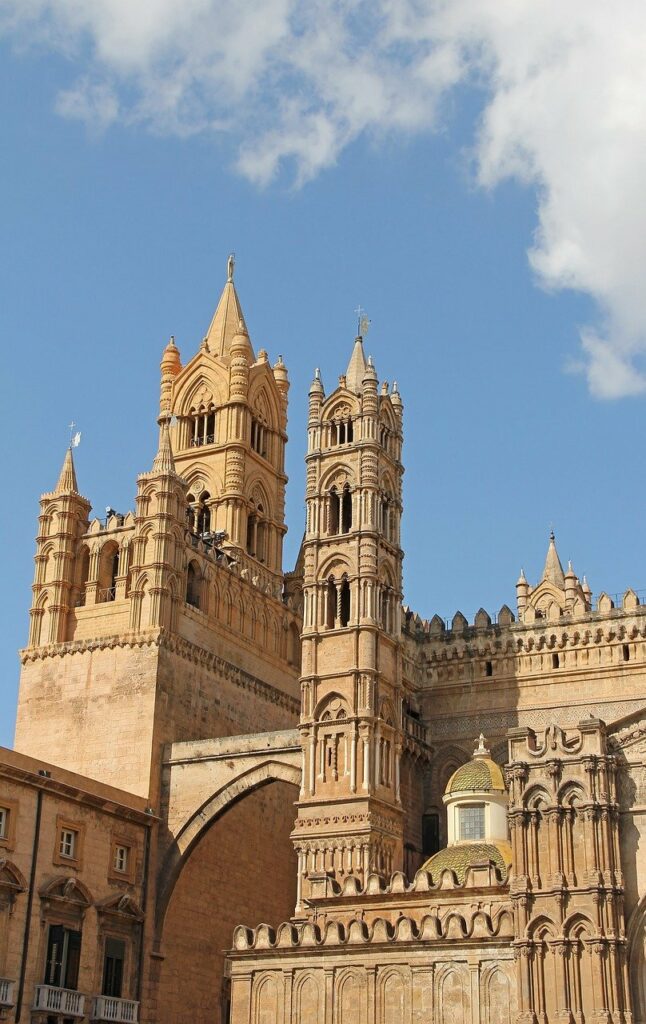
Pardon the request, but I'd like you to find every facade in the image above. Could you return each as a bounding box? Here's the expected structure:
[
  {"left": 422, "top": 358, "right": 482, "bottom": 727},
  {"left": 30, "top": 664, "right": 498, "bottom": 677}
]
[{"left": 1, "top": 259, "right": 645, "bottom": 1023}]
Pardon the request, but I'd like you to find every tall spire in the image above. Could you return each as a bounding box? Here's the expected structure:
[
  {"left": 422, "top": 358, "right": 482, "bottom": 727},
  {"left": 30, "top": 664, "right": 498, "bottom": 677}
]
[
  {"left": 54, "top": 447, "right": 79, "bottom": 494},
  {"left": 542, "top": 530, "right": 565, "bottom": 588},
  {"left": 345, "top": 336, "right": 367, "bottom": 393},
  {"left": 203, "top": 254, "right": 253, "bottom": 362},
  {"left": 151, "top": 417, "right": 176, "bottom": 475}
]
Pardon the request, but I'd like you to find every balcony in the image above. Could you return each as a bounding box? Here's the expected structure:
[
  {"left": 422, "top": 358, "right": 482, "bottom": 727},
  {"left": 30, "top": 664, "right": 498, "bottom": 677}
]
[
  {"left": 91, "top": 996, "right": 139, "bottom": 1022},
  {"left": 33, "top": 985, "right": 85, "bottom": 1017},
  {"left": 403, "top": 712, "right": 428, "bottom": 745},
  {"left": 0, "top": 978, "right": 15, "bottom": 1010}
]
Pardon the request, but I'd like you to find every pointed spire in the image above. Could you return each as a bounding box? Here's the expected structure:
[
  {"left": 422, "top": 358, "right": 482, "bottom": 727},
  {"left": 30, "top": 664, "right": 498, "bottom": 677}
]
[
  {"left": 345, "top": 336, "right": 367, "bottom": 393},
  {"left": 203, "top": 256, "right": 254, "bottom": 362},
  {"left": 542, "top": 530, "right": 565, "bottom": 588},
  {"left": 55, "top": 447, "right": 79, "bottom": 494},
  {"left": 151, "top": 417, "right": 176, "bottom": 474}
]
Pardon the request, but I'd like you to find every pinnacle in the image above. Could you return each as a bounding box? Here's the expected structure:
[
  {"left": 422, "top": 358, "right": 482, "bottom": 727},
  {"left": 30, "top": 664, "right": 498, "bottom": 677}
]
[
  {"left": 345, "top": 336, "right": 367, "bottom": 393},
  {"left": 542, "top": 530, "right": 565, "bottom": 588},
  {"left": 151, "top": 417, "right": 176, "bottom": 474},
  {"left": 203, "top": 257, "right": 254, "bottom": 362},
  {"left": 54, "top": 447, "right": 79, "bottom": 494}
]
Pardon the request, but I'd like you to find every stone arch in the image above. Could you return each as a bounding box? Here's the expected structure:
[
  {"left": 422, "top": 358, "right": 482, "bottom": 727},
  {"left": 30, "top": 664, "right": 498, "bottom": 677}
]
[
  {"left": 174, "top": 365, "right": 228, "bottom": 418},
  {"left": 435, "top": 963, "right": 469, "bottom": 1024},
  {"left": 336, "top": 967, "right": 367, "bottom": 1024},
  {"left": 156, "top": 759, "right": 299, "bottom": 1024},
  {"left": 481, "top": 963, "right": 514, "bottom": 1024},
  {"left": 378, "top": 966, "right": 409, "bottom": 1024},
  {"left": 628, "top": 893, "right": 646, "bottom": 1021},
  {"left": 155, "top": 759, "right": 301, "bottom": 936},
  {"left": 314, "top": 692, "right": 349, "bottom": 721},
  {"left": 293, "top": 971, "right": 322, "bottom": 1020},
  {"left": 248, "top": 377, "right": 280, "bottom": 431},
  {"left": 252, "top": 971, "right": 283, "bottom": 1024}
]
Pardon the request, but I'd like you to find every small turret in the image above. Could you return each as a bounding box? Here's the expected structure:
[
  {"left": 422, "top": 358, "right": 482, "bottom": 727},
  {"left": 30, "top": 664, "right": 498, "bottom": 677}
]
[
  {"left": 516, "top": 568, "right": 529, "bottom": 616},
  {"left": 390, "top": 380, "right": 403, "bottom": 416},
  {"left": 159, "top": 335, "right": 181, "bottom": 416},
  {"left": 564, "top": 560, "right": 578, "bottom": 609},
  {"left": 272, "top": 354, "right": 289, "bottom": 405}
]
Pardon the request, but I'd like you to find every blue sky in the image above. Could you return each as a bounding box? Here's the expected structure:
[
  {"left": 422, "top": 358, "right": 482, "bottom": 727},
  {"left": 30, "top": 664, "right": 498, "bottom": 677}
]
[{"left": 2, "top": 3, "right": 646, "bottom": 747}]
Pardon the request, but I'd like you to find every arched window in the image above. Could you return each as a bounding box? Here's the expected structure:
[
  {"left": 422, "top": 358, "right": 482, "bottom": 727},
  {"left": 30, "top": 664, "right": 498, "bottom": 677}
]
[
  {"left": 98, "top": 543, "right": 119, "bottom": 602},
  {"left": 246, "top": 511, "right": 256, "bottom": 555},
  {"left": 328, "top": 488, "right": 340, "bottom": 535},
  {"left": 251, "top": 417, "right": 268, "bottom": 458},
  {"left": 196, "top": 492, "right": 211, "bottom": 535},
  {"left": 186, "top": 494, "right": 196, "bottom": 532},
  {"left": 340, "top": 577, "right": 351, "bottom": 627},
  {"left": 186, "top": 562, "right": 201, "bottom": 609},
  {"left": 76, "top": 547, "right": 90, "bottom": 607},
  {"left": 326, "top": 578, "right": 337, "bottom": 629},
  {"left": 189, "top": 405, "right": 216, "bottom": 447},
  {"left": 288, "top": 622, "right": 301, "bottom": 668},
  {"left": 341, "top": 485, "right": 352, "bottom": 533}
]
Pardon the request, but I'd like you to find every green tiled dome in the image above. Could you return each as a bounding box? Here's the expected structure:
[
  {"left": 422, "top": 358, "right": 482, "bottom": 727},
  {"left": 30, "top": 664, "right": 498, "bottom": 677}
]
[
  {"left": 422, "top": 841, "right": 512, "bottom": 884},
  {"left": 446, "top": 757, "right": 506, "bottom": 795}
]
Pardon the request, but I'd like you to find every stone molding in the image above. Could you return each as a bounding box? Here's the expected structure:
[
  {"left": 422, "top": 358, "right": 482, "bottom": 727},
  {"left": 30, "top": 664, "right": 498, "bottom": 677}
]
[{"left": 19, "top": 628, "right": 300, "bottom": 715}]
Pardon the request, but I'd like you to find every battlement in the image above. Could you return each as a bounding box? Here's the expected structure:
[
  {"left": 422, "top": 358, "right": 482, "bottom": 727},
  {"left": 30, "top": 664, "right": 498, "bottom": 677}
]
[{"left": 232, "top": 896, "right": 514, "bottom": 953}]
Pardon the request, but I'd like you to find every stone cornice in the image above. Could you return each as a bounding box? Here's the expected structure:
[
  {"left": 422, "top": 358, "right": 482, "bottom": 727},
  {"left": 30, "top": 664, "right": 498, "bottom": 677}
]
[{"left": 20, "top": 628, "right": 300, "bottom": 714}]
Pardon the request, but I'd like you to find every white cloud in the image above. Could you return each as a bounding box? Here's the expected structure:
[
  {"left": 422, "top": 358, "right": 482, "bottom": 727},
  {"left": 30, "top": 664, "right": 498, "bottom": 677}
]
[{"left": 2, "top": 0, "right": 646, "bottom": 397}]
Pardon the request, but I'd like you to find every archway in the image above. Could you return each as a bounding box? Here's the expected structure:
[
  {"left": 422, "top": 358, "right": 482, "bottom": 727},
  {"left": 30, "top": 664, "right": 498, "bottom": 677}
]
[{"left": 155, "top": 763, "right": 300, "bottom": 1024}]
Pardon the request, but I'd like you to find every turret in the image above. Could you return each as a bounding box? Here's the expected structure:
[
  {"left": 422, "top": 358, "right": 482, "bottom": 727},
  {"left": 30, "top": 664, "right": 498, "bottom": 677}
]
[
  {"left": 28, "top": 446, "right": 91, "bottom": 647},
  {"left": 160, "top": 335, "right": 181, "bottom": 416},
  {"left": 516, "top": 568, "right": 529, "bottom": 617}
]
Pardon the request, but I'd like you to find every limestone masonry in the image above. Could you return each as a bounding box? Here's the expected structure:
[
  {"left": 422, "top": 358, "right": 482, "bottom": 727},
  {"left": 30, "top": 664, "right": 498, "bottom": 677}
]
[{"left": 1, "top": 258, "right": 645, "bottom": 1024}]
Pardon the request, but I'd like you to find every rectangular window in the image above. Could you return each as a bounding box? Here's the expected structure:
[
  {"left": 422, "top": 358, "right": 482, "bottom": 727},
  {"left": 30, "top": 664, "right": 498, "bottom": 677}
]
[
  {"left": 59, "top": 828, "right": 77, "bottom": 859},
  {"left": 458, "top": 804, "right": 486, "bottom": 841},
  {"left": 114, "top": 845, "right": 129, "bottom": 873},
  {"left": 102, "top": 937, "right": 126, "bottom": 998},
  {"left": 0, "top": 807, "right": 7, "bottom": 839},
  {"left": 45, "top": 925, "right": 81, "bottom": 990}
]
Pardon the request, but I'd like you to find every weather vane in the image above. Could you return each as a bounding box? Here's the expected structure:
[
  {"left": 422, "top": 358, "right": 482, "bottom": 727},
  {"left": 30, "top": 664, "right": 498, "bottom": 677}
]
[
  {"left": 68, "top": 421, "right": 81, "bottom": 449},
  {"left": 355, "top": 305, "right": 371, "bottom": 338}
]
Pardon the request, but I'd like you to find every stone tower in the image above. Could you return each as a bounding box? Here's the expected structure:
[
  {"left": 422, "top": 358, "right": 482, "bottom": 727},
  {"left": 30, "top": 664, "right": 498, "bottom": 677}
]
[
  {"left": 165, "top": 253, "right": 289, "bottom": 584},
  {"left": 292, "top": 334, "right": 407, "bottom": 907},
  {"left": 15, "top": 260, "right": 301, "bottom": 802}
]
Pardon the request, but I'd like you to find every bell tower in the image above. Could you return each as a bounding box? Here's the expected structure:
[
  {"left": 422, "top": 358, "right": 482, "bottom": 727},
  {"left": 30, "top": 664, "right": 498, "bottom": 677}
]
[
  {"left": 166, "top": 255, "right": 289, "bottom": 583},
  {"left": 292, "top": 333, "right": 405, "bottom": 907}
]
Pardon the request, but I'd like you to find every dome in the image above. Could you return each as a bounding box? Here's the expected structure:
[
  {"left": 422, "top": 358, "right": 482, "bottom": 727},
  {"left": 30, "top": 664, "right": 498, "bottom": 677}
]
[
  {"left": 446, "top": 757, "right": 506, "bottom": 795},
  {"left": 422, "top": 840, "right": 512, "bottom": 884}
]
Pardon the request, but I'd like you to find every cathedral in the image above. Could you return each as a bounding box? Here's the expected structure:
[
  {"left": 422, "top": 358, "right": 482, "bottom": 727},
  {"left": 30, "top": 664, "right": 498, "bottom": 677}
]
[{"left": 0, "top": 258, "right": 645, "bottom": 1024}]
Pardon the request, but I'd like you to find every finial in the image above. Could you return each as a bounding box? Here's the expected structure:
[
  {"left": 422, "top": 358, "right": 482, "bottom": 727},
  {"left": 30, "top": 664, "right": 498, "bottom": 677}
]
[
  {"left": 392, "top": 381, "right": 398, "bottom": 393},
  {"left": 355, "top": 305, "right": 370, "bottom": 337},
  {"left": 368, "top": 355, "right": 373, "bottom": 367},
  {"left": 68, "top": 421, "right": 81, "bottom": 450},
  {"left": 315, "top": 368, "right": 321, "bottom": 380},
  {"left": 227, "top": 252, "right": 235, "bottom": 282},
  {"left": 169, "top": 334, "right": 175, "bottom": 346}
]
